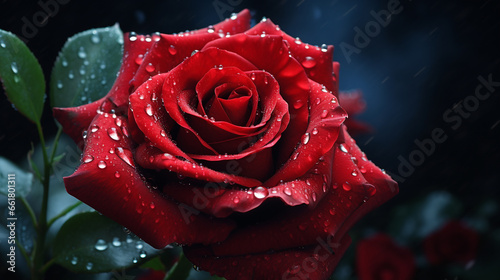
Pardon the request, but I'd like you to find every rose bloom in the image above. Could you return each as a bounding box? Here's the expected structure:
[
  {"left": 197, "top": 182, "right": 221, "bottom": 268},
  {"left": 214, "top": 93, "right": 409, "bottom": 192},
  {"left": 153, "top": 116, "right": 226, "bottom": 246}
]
[
  {"left": 356, "top": 234, "right": 415, "bottom": 280},
  {"left": 54, "top": 10, "right": 397, "bottom": 280},
  {"left": 424, "top": 221, "right": 479, "bottom": 266}
]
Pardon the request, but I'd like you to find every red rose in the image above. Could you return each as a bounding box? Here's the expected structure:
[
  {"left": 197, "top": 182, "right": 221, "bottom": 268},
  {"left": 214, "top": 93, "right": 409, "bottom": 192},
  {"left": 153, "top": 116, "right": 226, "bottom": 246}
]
[
  {"left": 54, "top": 10, "right": 397, "bottom": 279},
  {"left": 356, "top": 234, "right": 415, "bottom": 280},
  {"left": 424, "top": 221, "right": 479, "bottom": 265}
]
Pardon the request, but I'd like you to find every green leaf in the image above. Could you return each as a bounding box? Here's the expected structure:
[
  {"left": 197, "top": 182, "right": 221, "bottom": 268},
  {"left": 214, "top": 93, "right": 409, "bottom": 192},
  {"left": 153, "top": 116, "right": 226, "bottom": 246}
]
[
  {"left": 53, "top": 212, "right": 163, "bottom": 273},
  {"left": 164, "top": 253, "right": 192, "bottom": 280},
  {"left": 0, "top": 29, "right": 45, "bottom": 124},
  {"left": 50, "top": 24, "right": 123, "bottom": 108},
  {"left": 0, "top": 157, "right": 33, "bottom": 197}
]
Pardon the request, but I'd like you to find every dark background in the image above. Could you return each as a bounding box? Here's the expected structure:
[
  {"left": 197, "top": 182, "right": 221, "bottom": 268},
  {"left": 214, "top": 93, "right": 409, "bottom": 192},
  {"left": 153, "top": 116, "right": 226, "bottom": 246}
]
[{"left": 1, "top": 0, "right": 499, "bottom": 279}]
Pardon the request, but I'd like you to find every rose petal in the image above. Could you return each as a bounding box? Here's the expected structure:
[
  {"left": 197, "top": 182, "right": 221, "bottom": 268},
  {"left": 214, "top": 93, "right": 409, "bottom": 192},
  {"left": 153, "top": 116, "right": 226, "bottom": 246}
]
[
  {"left": 135, "top": 143, "right": 262, "bottom": 188},
  {"left": 184, "top": 233, "right": 351, "bottom": 280},
  {"left": 265, "top": 80, "right": 346, "bottom": 187},
  {"left": 129, "top": 73, "right": 192, "bottom": 160},
  {"left": 203, "top": 34, "right": 311, "bottom": 164},
  {"left": 246, "top": 19, "right": 336, "bottom": 93},
  {"left": 130, "top": 9, "right": 251, "bottom": 91},
  {"left": 64, "top": 114, "right": 235, "bottom": 248}
]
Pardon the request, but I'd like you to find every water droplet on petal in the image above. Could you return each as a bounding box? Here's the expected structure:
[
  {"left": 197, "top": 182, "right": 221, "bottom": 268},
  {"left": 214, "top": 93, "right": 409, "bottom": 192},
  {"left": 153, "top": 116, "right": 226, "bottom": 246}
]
[
  {"left": 83, "top": 155, "right": 94, "bottom": 163},
  {"left": 230, "top": 13, "right": 238, "bottom": 20},
  {"left": 107, "top": 127, "right": 121, "bottom": 141},
  {"left": 339, "top": 144, "right": 348, "bottom": 153},
  {"left": 145, "top": 63, "right": 155, "bottom": 73},
  {"left": 135, "top": 54, "right": 144, "bottom": 65},
  {"left": 351, "top": 170, "right": 357, "bottom": 176},
  {"left": 321, "top": 44, "right": 328, "bottom": 52},
  {"left": 284, "top": 187, "right": 292, "bottom": 196},
  {"left": 114, "top": 171, "right": 121, "bottom": 178},
  {"left": 293, "top": 99, "right": 304, "bottom": 109},
  {"left": 145, "top": 104, "right": 153, "bottom": 116},
  {"left": 364, "top": 184, "right": 377, "bottom": 196},
  {"left": 149, "top": 202, "right": 155, "bottom": 209},
  {"left": 342, "top": 182, "right": 351, "bottom": 191},
  {"left": 312, "top": 192, "right": 317, "bottom": 202},
  {"left": 98, "top": 161, "right": 107, "bottom": 169},
  {"left": 233, "top": 197, "right": 240, "bottom": 204},
  {"left": 207, "top": 25, "right": 215, "bottom": 33},
  {"left": 302, "top": 56, "right": 316, "bottom": 68},
  {"left": 95, "top": 239, "right": 108, "bottom": 251},
  {"left": 295, "top": 37, "right": 302, "bottom": 44},
  {"left": 116, "top": 147, "right": 135, "bottom": 167},
  {"left": 168, "top": 44, "right": 177, "bottom": 55},
  {"left": 253, "top": 186, "right": 268, "bottom": 199},
  {"left": 302, "top": 133, "right": 310, "bottom": 145}
]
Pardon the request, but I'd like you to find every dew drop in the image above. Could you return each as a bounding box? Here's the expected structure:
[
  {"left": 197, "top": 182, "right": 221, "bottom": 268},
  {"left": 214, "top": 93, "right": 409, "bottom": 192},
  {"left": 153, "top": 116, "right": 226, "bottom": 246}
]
[
  {"left": 100, "top": 61, "right": 106, "bottom": 70},
  {"left": 78, "top": 47, "right": 87, "bottom": 59},
  {"left": 86, "top": 262, "right": 93, "bottom": 270},
  {"left": 293, "top": 99, "right": 304, "bottom": 109},
  {"left": 56, "top": 80, "right": 63, "bottom": 89},
  {"left": 94, "top": 239, "right": 108, "bottom": 251},
  {"left": 312, "top": 128, "right": 319, "bottom": 135},
  {"left": 320, "top": 44, "right": 328, "bottom": 52},
  {"left": 342, "top": 182, "right": 351, "bottom": 191},
  {"left": 339, "top": 144, "right": 348, "bottom": 153},
  {"left": 301, "top": 56, "right": 316, "bottom": 68},
  {"left": 302, "top": 133, "right": 310, "bottom": 145},
  {"left": 295, "top": 37, "right": 302, "bottom": 44},
  {"left": 312, "top": 192, "right": 317, "bottom": 202},
  {"left": 284, "top": 187, "right": 292, "bottom": 196},
  {"left": 132, "top": 257, "right": 138, "bottom": 264},
  {"left": 112, "top": 237, "right": 122, "bottom": 247},
  {"left": 351, "top": 170, "right": 357, "bottom": 176},
  {"left": 149, "top": 202, "right": 155, "bottom": 209},
  {"left": 129, "top": 32, "right": 137, "bottom": 41},
  {"left": 135, "top": 54, "right": 144, "bottom": 65},
  {"left": 83, "top": 155, "right": 94, "bottom": 163},
  {"left": 145, "top": 63, "right": 155, "bottom": 73},
  {"left": 98, "top": 161, "right": 107, "bottom": 169},
  {"left": 91, "top": 31, "right": 100, "bottom": 44},
  {"left": 168, "top": 44, "right": 177, "bottom": 55},
  {"left": 0, "top": 40, "right": 6, "bottom": 48},
  {"left": 139, "top": 250, "right": 147, "bottom": 258},
  {"left": 11, "top": 62, "right": 18, "bottom": 74},
  {"left": 116, "top": 147, "right": 135, "bottom": 167},
  {"left": 329, "top": 208, "right": 336, "bottom": 215},
  {"left": 135, "top": 241, "right": 144, "bottom": 250},
  {"left": 82, "top": 130, "right": 88, "bottom": 139},
  {"left": 61, "top": 58, "right": 68, "bottom": 67},
  {"left": 145, "top": 104, "right": 153, "bottom": 116},
  {"left": 233, "top": 197, "right": 240, "bottom": 204},
  {"left": 207, "top": 25, "right": 215, "bottom": 33},
  {"left": 71, "top": 256, "right": 78, "bottom": 265},
  {"left": 114, "top": 171, "right": 121, "bottom": 178},
  {"left": 364, "top": 184, "right": 377, "bottom": 196},
  {"left": 253, "top": 186, "right": 269, "bottom": 199},
  {"left": 230, "top": 13, "right": 237, "bottom": 20},
  {"left": 68, "top": 70, "right": 74, "bottom": 79},
  {"left": 107, "top": 127, "right": 121, "bottom": 141},
  {"left": 322, "top": 183, "right": 328, "bottom": 193}
]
